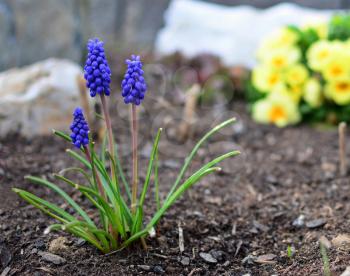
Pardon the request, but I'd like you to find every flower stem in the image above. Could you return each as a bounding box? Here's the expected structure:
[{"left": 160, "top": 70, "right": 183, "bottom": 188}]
[
  {"left": 83, "top": 146, "right": 105, "bottom": 199},
  {"left": 131, "top": 104, "right": 138, "bottom": 213},
  {"left": 100, "top": 93, "right": 116, "bottom": 182}
]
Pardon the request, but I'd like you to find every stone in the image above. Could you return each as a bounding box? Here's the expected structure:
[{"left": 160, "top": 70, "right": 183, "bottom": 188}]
[
  {"left": 34, "top": 239, "right": 46, "bottom": 250},
  {"left": 137, "top": 265, "right": 151, "bottom": 271},
  {"left": 199, "top": 252, "right": 217, "bottom": 264},
  {"left": 0, "top": 58, "right": 85, "bottom": 137},
  {"left": 153, "top": 265, "right": 165, "bottom": 274},
  {"left": 209, "top": 249, "right": 225, "bottom": 262},
  {"left": 38, "top": 251, "right": 66, "bottom": 265},
  {"left": 292, "top": 215, "right": 305, "bottom": 228},
  {"left": 306, "top": 218, "right": 327, "bottom": 229},
  {"left": 180, "top": 256, "right": 190, "bottom": 266},
  {"left": 241, "top": 254, "right": 257, "bottom": 265},
  {"left": 0, "top": 241, "right": 12, "bottom": 268}
]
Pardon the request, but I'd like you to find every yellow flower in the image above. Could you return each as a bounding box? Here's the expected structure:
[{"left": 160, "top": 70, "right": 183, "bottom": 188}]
[
  {"left": 271, "top": 83, "right": 303, "bottom": 103},
  {"left": 322, "top": 57, "right": 350, "bottom": 81},
  {"left": 307, "top": 40, "right": 333, "bottom": 71},
  {"left": 261, "top": 47, "right": 301, "bottom": 70},
  {"left": 303, "top": 78, "right": 323, "bottom": 107},
  {"left": 252, "top": 92, "right": 301, "bottom": 127},
  {"left": 325, "top": 80, "right": 350, "bottom": 105},
  {"left": 285, "top": 64, "right": 309, "bottom": 86},
  {"left": 257, "top": 28, "right": 298, "bottom": 59},
  {"left": 252, "top": 66, "right": 282, "bottom": 92}
]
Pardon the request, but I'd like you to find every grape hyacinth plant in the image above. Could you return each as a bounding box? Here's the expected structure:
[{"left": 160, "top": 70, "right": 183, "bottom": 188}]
[{"left": 13, "top": 38, "right": 240, "bottom": 253}]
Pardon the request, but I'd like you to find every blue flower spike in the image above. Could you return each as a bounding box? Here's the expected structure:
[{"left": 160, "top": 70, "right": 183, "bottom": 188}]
[
  {"left": 84, "top": 38, "right": 111, "bottom": 97},
  {"left": 121, "top": 55, "right": 147, "bottom": 105},
  {"left": 70, "top": 107, "right": 90, "bottom": 149}
]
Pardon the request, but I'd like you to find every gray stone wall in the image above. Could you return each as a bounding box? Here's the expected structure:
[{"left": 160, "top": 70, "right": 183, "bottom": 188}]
[{"left": 0, "top": 0, "right": 348, "bottom": 71}]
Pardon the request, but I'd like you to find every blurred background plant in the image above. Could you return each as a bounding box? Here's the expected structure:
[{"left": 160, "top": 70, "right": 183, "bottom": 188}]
[{"left": 247, "top": 13, "right": 350, "bottom": 127}]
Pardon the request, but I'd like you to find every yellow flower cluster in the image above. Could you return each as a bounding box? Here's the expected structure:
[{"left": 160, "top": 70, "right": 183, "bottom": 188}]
[
  {"left": 251, "top": 23, "right": 350, "bottom": 127},
  {"left": 308, "top": 40, "right": 350, "bottom": 105}
]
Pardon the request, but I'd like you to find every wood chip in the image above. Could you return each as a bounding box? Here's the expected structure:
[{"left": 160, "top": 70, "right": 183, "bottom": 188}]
[
  {"left": 178, "top": 223, "right": 184, "bottom": 253},
  {"left": 255, "top": 253, "right": 277, "bottom": 264},
  {"left": 332, "top": 234, "right": 350, "bottom": 251},
  {"left": 319, "top": 235, "right": 332, "bottom": 249}
]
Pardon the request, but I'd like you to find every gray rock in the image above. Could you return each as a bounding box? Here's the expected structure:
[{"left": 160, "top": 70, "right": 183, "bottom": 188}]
[
  {"left": 242, "top": 254, "right": 257, "bottom": 265},
  {"left": 180, "top": 256, "right": 190, "bottom": 266},
  {"left": 0, "top": 241, "right": 12, "bottom": 267},
  {"left": 38, "top": 251, "right": 66, "bottom": 265},
  {"left": 199, "top": 252, "right": 217, "bottom": 264},
  {"left": 306, "top": 218, "right": 327, "bottom": 229},
  {"left": 0, "top": 58, "right": 85, "bottom": 137},
  {"left": 153, "top": 265, "right": 165, "bottom": 274},
  {"left": 293, "top": 215, "right": 305, "bottom": 228},
  {"left": 137, "top": 265, "right": 151, "bottom": 271},
  {"left": 209, "top": 249, "right": 225, "bottom": 262},
  {"left": 34, "top": 239, "right": 46, "bottom": 250}
]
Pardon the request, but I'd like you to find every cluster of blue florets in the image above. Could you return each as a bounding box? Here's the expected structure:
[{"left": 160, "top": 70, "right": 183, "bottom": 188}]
[
  {"left": 70, "top": 108, "right": 89, "bottom": 149},
  {"left": 121, "top": 55, "right": 147, "bottom": 105},
  {"left": 84, "top": 38, "right": 111, "bottom": 97}
]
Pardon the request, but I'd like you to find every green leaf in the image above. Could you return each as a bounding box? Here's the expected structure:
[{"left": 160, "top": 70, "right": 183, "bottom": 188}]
[
  {"left": 132, "top": 128, "right": 162, "bottom": 234},
  {"left": 25, "top": 176, "right": 96, "bottom": 227},
  {"left": 167, "top": 117, "right": 236, "bottom": 200},
  {"left": 53, "top": 129, "right": 71, "bottom": 143},
  {"left": 66, "top": 149, "right": 92, "bottom": 169}
]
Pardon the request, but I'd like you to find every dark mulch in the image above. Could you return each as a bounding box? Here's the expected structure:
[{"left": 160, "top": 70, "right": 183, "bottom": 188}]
[{"left": 1, "top": 99, "right": 350, "bottom": 276}]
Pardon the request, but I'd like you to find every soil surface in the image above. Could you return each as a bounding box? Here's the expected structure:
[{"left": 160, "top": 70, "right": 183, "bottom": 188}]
[{"left": 1, "top": 98, "right": 350, "bottom": 276}]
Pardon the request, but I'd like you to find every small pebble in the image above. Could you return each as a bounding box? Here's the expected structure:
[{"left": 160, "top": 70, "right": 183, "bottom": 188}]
[
  {"left": 34, "top": 239, "right": 46, "bottom": 250},
  {"left": 180, "top": 256, "right": 190, "bottom": 266},
  {"left": 306, "top": 218, "right": 327, "bottom": 229},
  {"left": 292, "top": 215, "right": 305, "bottom": 227},
  {"left": 209, "top": 249, "right": 225, "bottom": 262},
  {"left": 0, "top": 241, "right": 12, "bottom": 267},
  {"left": 137, "top": 265, "right": 151, "bottom": 271},
  {"left": 153, "top": 265, "right": 165, "bottom": 274},
  {"left": 242, "top": 254, "right": 257, "bottom": 265},
  {"left": 199, "top": 252, "right": 217, "bottom": 264},
  {"left": 38, "top": 251, "right": 66, "bottom": 265}
]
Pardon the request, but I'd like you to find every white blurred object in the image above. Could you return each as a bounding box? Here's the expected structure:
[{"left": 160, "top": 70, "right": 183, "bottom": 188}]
[
  {"left": 155, "top": 0, "right": 337, "bottom": 68},
  {"left": 0, "top": 58, "right": 85, "bottom": 137}
]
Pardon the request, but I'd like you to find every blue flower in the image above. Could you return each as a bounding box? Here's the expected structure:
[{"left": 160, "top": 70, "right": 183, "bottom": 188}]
[
  {"left": 84, "top": 38, "right": 111, "bottom": 97},
  {"left": 70, "top": 108, "right": 89, "bottom": 149},
  {"left": 121, "top": 55, "right": 147, "bottom": 105}
]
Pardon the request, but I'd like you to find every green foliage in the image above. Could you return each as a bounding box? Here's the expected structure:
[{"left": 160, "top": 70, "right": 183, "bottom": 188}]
[
  {"left": 328, "top": 13, "right": 350, "bottom": 41},
  {"left": 14, "top": 118, "right": 239, "bottom": 253}
]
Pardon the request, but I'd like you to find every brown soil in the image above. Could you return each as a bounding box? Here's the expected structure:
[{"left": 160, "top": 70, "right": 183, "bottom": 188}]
[{"left": 1, "top": 100, "right": 350, "bottom": 276}]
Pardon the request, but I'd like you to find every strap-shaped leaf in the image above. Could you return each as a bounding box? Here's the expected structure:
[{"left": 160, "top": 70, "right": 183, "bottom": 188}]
[
  {"left": 132, "top": 128, "right": 162, "bottom": 234},
  {"left": 13, "top": 188, "right": 75, "bottom": 223},
  {"left": 25, "top": 176, "right": 96, "bottom": 227},
  {"left": 166, "top": 117, "right": 236, "bottom": 200},
  {"left": 66, "top": 149, "right": 92, "bottom": 169}
]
